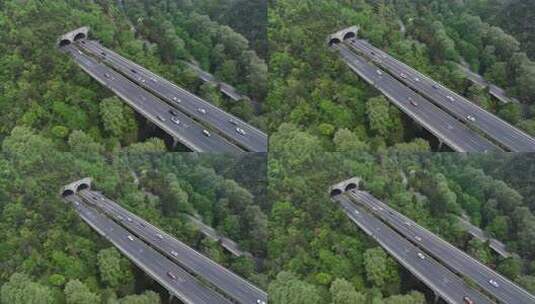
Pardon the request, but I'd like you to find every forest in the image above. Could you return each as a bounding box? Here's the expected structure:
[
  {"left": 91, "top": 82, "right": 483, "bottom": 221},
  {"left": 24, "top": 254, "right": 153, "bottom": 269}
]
[
  {"left": 0, "top": 0, "right": 267, "bottom": 151},
  {"left": 267, "top": 149, "right": 535, "bottom": 303},
  {"left": 267, "top": 0, "right": 535, "bottom": 152},
  {"left": 0, "top": 126, "right": 268, "bottom": 303}
]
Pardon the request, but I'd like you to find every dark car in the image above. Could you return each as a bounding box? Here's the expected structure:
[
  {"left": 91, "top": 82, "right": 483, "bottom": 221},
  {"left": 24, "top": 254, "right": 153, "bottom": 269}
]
[{"left": 169, "top": 109, "right": 178, "bottom": 116}]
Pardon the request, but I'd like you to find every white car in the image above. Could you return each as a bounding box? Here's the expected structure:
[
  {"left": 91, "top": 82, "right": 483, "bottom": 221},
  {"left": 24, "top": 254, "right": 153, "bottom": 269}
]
[
  {"left": 127, "top": 235, "right": 134, "bottom": 241},
  {"left": 171, "top": 250, "right": 179, "bottom": 257},
  {"left": 417, "top": 252, "right": 425, "bottom": 259},
  {"left": 229, "top": 119, "right": 239, "bottom": 126},
  {"left": 400, "top": 73, "right": 407, "bottom": 79},
  {"left": 104, "top": 73, "right": 111, "bottom": 78},
  {"left": 156, "top": 115, "right": 166, "bottom": 122},
  {"left": 157, "top": 234, "right": 163, "bottom": 240},
  {"left": 376, "top": 70, "right": 383, "bottom": 76},
  {"left": 127, "top": 217, "right": 132, "bottom": 222},
  {"left": 415, "top": 236, "right": 422, "bottom": 242},
  {"left": 446, "top": 95, "right": 455, "bottom": 102},
  {"left": 236, "top": 128, "right": 246, "bottom": 136},
  {"left": 414, "top": 77, "right": 420, "bottom": 82},
  {"left": 172, "top": 96, "right": 181, "bottom": 103},
  {"left": 202, "top": 130, "right": 211, "bottom": 137},
  {"left": 257, "top": 300, "right": 266, "bottom": 304},
  {"left": 489, "top": 279, "right": 499, "bottom": 288},
  {"left": 467, "top": 115, "right": 476, "bottom": 122},
  {"left": 167, "top": 272, "right": 177, "bottom": 280},
  {"left": 171, "top": 116, "right": 180, "bottom": 125},
  {"left": 354, "top": 210, "right": 360, "bottom": 215},
  {"left": 198, "top": 108, "right": 207, "bottom": 115}
]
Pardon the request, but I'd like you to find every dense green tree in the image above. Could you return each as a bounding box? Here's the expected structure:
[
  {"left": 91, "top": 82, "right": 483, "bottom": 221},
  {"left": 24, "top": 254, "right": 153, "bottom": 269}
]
[
  {"left": 333, "top": 129, "right": 369, "bottom": 152},
  {"left": 329, "top": 278, "right": 366, "bottom": 304},
  {"left": 117, "top": 291, "right": 160, "bottom": 304},
  {"left": 383, "top": 291, "right": 426, "bottom": 304},
  {"left": 97, "top": 248, "right": 133, "bottom": 288},
  {"left": 363, "top": 247, "right": 399, "bottom": 291},
  {"left": 64, "top": 280, "right": 99, "bottom": 304},
  {"left": 0, "top": 273, "right": 54, "bottom": 304},
  {"left": 268, "top": 272, "right": 322, "bottom": 304}
]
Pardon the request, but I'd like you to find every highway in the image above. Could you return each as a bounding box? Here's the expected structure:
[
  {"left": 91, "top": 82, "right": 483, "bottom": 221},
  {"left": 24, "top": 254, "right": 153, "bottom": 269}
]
[
  {"left": 347, "top": 39, "right": 535, "bottom": 152},
  {"left": 78, "top": 190, "right": 268, "bottom": 304},
  {"left": 76, "top": 40, "right": 267, "bottom": 152},
  {"left": 333, "top": 43, "right": 501, "bottom": 152},
  {"left": 182, "top": 62, "right": 247, "bottom": 102},
  {"left": 184, "top": 214, "right": 252, "bottom": 257},
  {"left": 457, "top": 216, "right": 511, "bottom": 258},
  {"left": 64, "top": 194, "right": 233, "bottom": 304},
  {"left": 349, "top": 190, "right": 535, "bottom": 304},
  {"left": 455, "top": 63, "right": 517, "bottom": 104},
  {"left": 62, "top": 45, "right": 243, "bottom": 153},
  {"left": 333, "top": 194, "right": 493, "bottom": 304}
]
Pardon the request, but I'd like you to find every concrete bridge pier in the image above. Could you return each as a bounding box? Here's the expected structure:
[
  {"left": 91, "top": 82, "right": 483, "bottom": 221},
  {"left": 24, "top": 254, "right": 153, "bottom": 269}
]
[
  {"left": 433, "top": 291, "right": 440, "bottom": 303},
  {"left": 168, "top": 292, "right": 175, "bottom": 304},
  {"left": 438, "top": 139, "right": 444, "bottom": 151}
]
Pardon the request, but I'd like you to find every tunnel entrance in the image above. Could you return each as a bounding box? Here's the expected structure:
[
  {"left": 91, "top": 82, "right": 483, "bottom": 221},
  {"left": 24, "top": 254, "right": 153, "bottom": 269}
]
[
  {"left": 73, "top": 33, "right": 86, "bottom": 41},
  {"left": 343, "top": 32, "right": 356, "bottom": 41},
  {"left": 329, "top": 38, "right": 341, "bottom": 46},
  {"left": 62, "top": 189, "right": 74, "bottom": 197},
  {"left": 59, "top": 39, "right": 71, "bottom": 47},
  {"left": 330, "top": 188, "right": 342, "bottom": 197},
  {"left": 345, "top": 183, "right": 357, "bottom": 192},
  {"left": 76, "top": 183, "right": 89, "bottom": 192}
]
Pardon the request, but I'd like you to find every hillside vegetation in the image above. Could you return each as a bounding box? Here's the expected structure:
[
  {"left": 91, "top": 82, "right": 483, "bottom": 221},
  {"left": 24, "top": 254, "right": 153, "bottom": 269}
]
[
  {"left": 0, "top": 127, "right": 268, "bottom": 304},
  {"left": 267, "top": 0, "right": 535, "bottom": 152},
  {"left": 0, "top": 0, "right": 267, "bottom": 151},
  {"left": 267, "top": 149, "right": 535, "bottom": 303}
]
